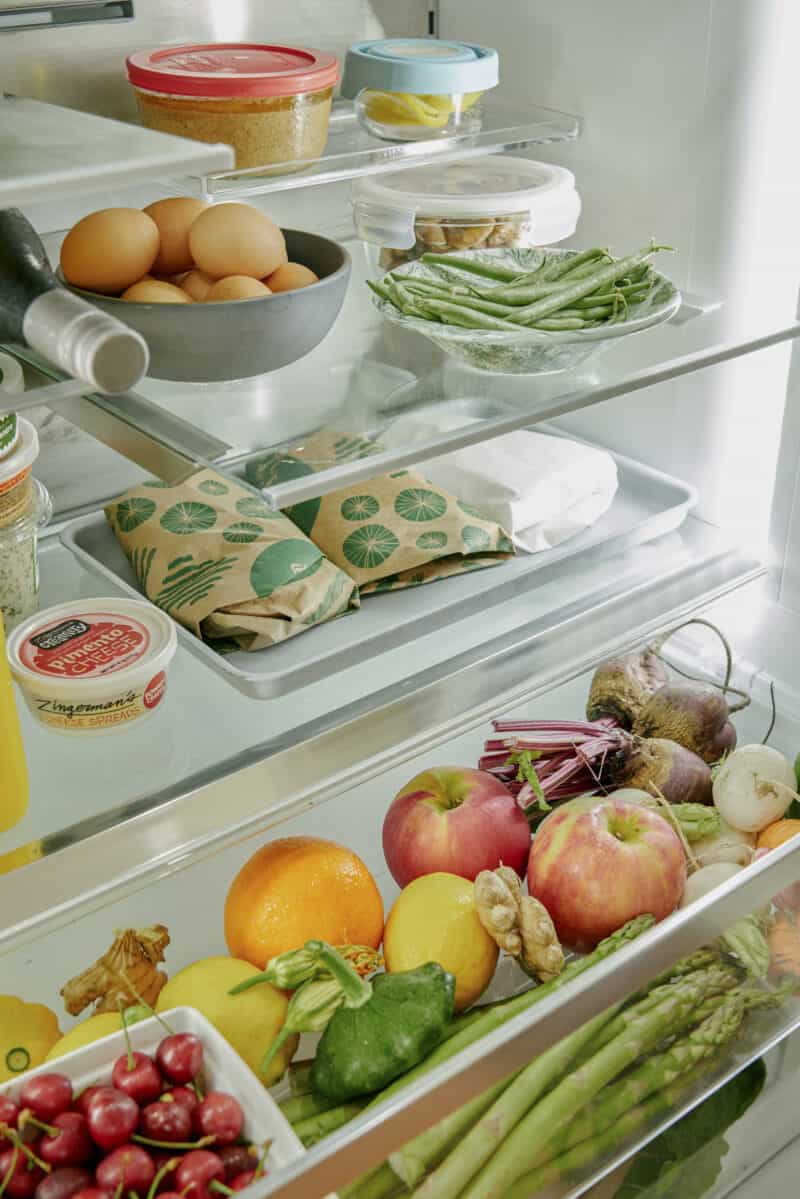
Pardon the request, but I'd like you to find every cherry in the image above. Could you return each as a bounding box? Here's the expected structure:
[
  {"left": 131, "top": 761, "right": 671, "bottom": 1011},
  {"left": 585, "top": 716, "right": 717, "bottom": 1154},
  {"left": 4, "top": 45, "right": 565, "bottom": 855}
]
[
  {"left": 110, "top": 1054, "right": 162, "bottom": 1106},
  {"left": 0, "top": 1147, "right": 46, "bottom": 1199},
  {"left": 0, "top": 1096, "right": 20, "bottom": 1145},
  {"left": 230, "top": 1172, "right": 257, "bottom": 1192},
  {"left": 138, "top": 1101, "right": 192, "bottom": 1144},
  {"left": 85, "top": 1090, "right": 138, "bottom": 1152},
  {"left": 19, "top": 1075, "right": 72, "bottom": 1123},
  {"left": 96, "top": 1144, "right": 155, "bottom": 1193},
  {"left": 73, "top": 1088, "right": 114, "bottom": 1119},
  {"left": 70, "top": 1190, "right": 113, "bottom": 1199},
  {"left": 155, "top": 1036, "right": 203, "bottom": 1086},
  {"left": 151, "top": 1154, "right": 179, "bottom": 1194},
  {"left": 35, "top": 1167, "right": 93, "bottom": 1199},
  {"left": 218, "top": 1147, "right": 256, "bottom": 1183},
  {"left": 194, "top": 1094, "right": 243, "bottom": 1147},
  {"left": 175, "top": 1151, "right": 225, "bottom": 1199},
  {"left": 38, "top": 1113, "right": 93, "bottom": 1168},
  {"left": 160, "top": 1089, "right": 198, "bottom": 1116}
]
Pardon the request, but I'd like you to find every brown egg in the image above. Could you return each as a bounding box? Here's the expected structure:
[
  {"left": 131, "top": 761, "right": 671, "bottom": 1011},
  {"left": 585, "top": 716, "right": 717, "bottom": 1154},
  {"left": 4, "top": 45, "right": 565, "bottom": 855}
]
[
  {"left": 205, "top": 276, "right": 272, "bottom": 303},
  {"left": 121, "top": 279, "right": 192, "bottom": 303},
  {"left": 61, "top": 208, "right": 159, "bottom": 294},
  {"left": 144, "top": 198, "right": 209, "bottom": 275},
  {"left": 188, "top": 203, "right": 287, "bottom": 279},
  {"left": 167, "top": 271, "right": 189, "bottom": 285},
  {"left": 180, "top": 269, "right": 215, "bottom": 301},
  {"left": 265, "top": 262, "right": 319, "bottom": 292}
]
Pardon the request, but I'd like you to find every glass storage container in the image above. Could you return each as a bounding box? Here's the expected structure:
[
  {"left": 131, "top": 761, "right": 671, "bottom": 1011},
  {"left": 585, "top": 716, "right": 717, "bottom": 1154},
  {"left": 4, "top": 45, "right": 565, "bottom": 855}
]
[
  {"left": 126, "top": 44, "right": 339, "bottom": 173},
  {"left": 341, "top": 38, "right": 499, "bottom": 142},
  {"left": 352, "top": 156, "right": 581, "bottom": 274}
]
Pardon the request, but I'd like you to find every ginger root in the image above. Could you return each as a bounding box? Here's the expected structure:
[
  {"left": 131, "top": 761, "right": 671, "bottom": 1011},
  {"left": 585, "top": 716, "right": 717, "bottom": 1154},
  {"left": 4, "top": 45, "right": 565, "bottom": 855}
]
[
  {"left": 475, "top": 867, "right": 564, "bottom": 982},
  {"left": 61, "top": 925, "right": 170, "bottom": 1017}
]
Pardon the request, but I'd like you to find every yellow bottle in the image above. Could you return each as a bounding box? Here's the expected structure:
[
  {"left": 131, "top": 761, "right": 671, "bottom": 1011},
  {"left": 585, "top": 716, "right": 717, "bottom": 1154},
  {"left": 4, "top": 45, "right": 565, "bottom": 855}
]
[{"left": 0, "top": 612, "right": 29, "bottom": 832}]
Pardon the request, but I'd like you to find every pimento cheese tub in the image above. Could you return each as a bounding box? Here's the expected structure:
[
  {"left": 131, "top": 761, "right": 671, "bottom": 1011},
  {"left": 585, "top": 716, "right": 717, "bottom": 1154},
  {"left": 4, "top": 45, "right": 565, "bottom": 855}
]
[{"left": 7, "top": 598, "right": 177, "bottom": 735}]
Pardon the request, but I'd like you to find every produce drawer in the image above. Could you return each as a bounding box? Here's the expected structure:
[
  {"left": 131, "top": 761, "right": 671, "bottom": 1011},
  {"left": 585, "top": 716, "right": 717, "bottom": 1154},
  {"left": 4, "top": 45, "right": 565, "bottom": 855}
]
[{"left": 4, "top": 653, "right": 800, "bottom": 1199}]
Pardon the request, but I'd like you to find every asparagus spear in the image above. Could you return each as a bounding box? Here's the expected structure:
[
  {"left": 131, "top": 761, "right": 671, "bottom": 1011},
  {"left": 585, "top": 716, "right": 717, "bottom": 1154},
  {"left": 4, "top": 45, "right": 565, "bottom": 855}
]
[
  {"left": 280, "top": 1091, "right": 341, "bottom": 1125},
  {"left": 294, "top": 1099, "right": 368, "bottom": 1147},
  {"left": 287, "top": 1059, "right": 314, "bottom": 1095},
  {"left": 502, "top": 1063, "right": 715, "bottom": 1199},
  {"left": 429, "top": 967, "right": 737, "bottom": 1199}
]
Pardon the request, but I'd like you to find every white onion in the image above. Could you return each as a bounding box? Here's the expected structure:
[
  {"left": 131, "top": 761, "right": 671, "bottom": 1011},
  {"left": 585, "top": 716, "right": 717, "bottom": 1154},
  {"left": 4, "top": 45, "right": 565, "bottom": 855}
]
[
  {"left": 692, "top": 815, "right": 756, "bottom": 868},
  {"left": 712, "top": 744, "right": 796, "bottom": 832},
  {"left": 681, "top": 862, "right": 743, "bottom": 907}
]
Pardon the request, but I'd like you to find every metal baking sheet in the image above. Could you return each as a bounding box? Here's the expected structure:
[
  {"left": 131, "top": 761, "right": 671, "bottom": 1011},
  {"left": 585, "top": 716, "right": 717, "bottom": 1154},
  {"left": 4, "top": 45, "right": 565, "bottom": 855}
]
[{"left": 61, "top": 443, "right": 697, "bottom": 700}]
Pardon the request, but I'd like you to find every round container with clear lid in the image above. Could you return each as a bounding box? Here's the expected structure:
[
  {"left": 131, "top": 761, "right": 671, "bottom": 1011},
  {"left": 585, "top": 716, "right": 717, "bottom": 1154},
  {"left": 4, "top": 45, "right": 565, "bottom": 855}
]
[
  {"left": 352, "top": 156, "right": 581, "bottom": 273},
  {"left": 126, "top": 43, "right": 339, "bottom": 172},
  {"left": 0, "top": 478, "right": 52, "bottom": 633},
  {"left": 341, "top": 38, "right": 498, "bottom": 141}
]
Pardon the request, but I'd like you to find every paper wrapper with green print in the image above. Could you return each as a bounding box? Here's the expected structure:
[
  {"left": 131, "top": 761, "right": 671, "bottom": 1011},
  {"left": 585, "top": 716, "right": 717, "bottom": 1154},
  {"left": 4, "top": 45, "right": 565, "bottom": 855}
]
[
  {"left": 105, "top": 469, "right": 359, "bottom": 651},
  {"left": 245, "top": 431, "right": 515, "bottom": 592}
]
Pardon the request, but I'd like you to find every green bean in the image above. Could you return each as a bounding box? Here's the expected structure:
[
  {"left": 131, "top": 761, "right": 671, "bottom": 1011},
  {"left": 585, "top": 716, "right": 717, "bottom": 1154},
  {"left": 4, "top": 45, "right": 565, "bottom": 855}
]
[
  {"left": 506, "top": 243, "right": 671, "bottom": 322},
  {"left": 530, "top": 316, "right": 590, "bottom": 330},
  {"left": 528, "top": 247, "right": 609, "bottom": 284},
  {"left": 419, "top": 253, "right": 524, "bottom": 283},
  {"left": 404, "top": 282, "right": 523, "bottom": 321},
  {"left": 420, "top": 298, "right": 523, "bottom": 331},
  {"left": 366, "top": 279, "right": 392, "bottom": 304}
]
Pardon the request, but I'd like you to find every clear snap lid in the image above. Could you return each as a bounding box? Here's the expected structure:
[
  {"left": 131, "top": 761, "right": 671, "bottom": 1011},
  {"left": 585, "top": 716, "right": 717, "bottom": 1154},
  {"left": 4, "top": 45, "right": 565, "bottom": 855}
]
[
  {"left": 352, "top": 156, "right": 580, "bottom": 251},
  {"left": 341, "top": 38, "right": 498, "bottom": 98}
]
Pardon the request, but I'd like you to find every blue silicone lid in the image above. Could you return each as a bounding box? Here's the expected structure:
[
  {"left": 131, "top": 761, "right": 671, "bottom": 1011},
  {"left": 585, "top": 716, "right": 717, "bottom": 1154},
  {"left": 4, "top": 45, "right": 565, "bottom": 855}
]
[{"left": 341, "top": 38, "right": 499, "bottom": 98}]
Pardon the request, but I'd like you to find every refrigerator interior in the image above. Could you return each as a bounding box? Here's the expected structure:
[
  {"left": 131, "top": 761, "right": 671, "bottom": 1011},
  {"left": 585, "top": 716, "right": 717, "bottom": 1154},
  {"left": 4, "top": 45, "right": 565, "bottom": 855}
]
[{"left": 3, "top": 2, "right": 800, "bottom": 1197}]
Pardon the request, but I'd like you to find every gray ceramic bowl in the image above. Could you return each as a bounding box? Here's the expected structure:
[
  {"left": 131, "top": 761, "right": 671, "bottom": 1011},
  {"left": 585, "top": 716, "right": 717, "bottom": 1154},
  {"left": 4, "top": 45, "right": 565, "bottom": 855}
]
[{"left": 63, "top": 229, "right": 351, "bottom": 382}]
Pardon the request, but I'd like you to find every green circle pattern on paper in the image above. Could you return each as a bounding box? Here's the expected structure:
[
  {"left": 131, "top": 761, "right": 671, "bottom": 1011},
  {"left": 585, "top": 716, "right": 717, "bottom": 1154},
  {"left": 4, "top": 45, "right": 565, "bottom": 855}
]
[
  {"left": 462, "top": 525, "right": 492, "bottom": 552},
  {"left": 394, "top": 488, "right": 447, "bottom": 522},
  {"left": 341, "top": 494, "right": 380, "bottom": 522},
  {"left": 250, "top": 539, "right": 323, "bottom": 597},
  {"left": 236, "top": 496, "right": 281, "bottom": 520},
  {"left": 457, "top": 499, "right": 484, "bottom": 519},
  {"left": 198, "top": 478, "right": 230, "bottom": 496},
  {"left": 115, "top": 497, "right": 156, "bottom": 532},
  {"left": 222, "top": 521, "right": 263, "bottom": 544},
  {"left": 160, "top": 501, "right": 217, "bottom": 535},
  {"left": 496, "top": 534, "right": 514, "bottom": 554},
  {"left": 416, "top": 530, "right": 448, "bottom": 551},
  {"left": 343, "top": 524, "right": 400, "bottom": 570}
]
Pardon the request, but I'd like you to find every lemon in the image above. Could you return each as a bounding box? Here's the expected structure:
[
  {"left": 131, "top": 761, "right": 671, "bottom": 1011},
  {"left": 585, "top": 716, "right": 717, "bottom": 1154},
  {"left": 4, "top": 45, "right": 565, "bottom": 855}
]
[
  {"left": 1, "top": 996, "right": 61, "bottom": 1080},
  {"left": 45, "top": 1012, "right": 124, "bottom": 1062},
  {"left": 383, "top": 873, "right": 499, "bottom": 1012},
  {"left": 156, "top": 956, "right": 296, "bottom": 1086}
]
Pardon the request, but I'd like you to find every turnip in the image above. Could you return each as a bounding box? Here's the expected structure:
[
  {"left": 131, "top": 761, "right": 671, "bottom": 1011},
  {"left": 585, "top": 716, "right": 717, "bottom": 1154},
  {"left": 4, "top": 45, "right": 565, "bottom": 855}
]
[
  {"left": 586, "top": 649, "right": 669, "bottom": 729},
  {"left": 680, "top": 861, "right": 743, "bottom": 907},
  {"left": 712, "top": 744, "right": 797, "bottom": 832},
  {"left": 692, "top": 815, "right": 755, "bottom": 868},
  {"left": 633, "top": 682, "right": 737, "bottom": 764}
]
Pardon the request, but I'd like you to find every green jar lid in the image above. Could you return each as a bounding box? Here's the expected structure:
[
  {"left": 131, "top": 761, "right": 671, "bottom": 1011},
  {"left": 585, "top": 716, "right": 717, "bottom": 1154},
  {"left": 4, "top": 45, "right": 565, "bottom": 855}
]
[{"left": 0, "top": 412, "right": 19, "bottom": 460}]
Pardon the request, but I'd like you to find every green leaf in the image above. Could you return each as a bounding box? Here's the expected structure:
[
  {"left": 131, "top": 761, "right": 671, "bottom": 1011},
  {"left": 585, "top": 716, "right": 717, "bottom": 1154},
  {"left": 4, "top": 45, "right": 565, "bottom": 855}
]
[
  {"left": 115, "top": 497, "right": 156, "bottom": 532},
  {"left": 343, "top": 524, "right": 400, "bottom": 570},
  {"left": 160, "top": 501, "right": 217, "bottom": 535},
  {"left": 394, "top": 488, "right": 447, "bottom": 523},
  {"left": 249, "top": 539, "right": 323, "bottom": 598},
  {"left": 507, "top": 750, "right": 550, "bottom": 813},
  {"left": 615, "top": 1059, "right": 767, "bottom": 1198}
]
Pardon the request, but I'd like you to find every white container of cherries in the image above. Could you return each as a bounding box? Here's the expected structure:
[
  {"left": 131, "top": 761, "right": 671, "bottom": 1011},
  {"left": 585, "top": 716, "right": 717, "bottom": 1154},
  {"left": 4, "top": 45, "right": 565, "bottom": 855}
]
[{"left": 0, "top": 1008, "right": 304, "bottom": 1199}]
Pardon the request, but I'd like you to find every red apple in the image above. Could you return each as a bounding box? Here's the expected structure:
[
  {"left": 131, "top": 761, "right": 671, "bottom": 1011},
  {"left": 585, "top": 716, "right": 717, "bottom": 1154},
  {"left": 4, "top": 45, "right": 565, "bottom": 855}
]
[
  {"left": 527, "top": 796, "right": 686, "bottom": 949},
  {"left": 383, "top": 766, "right": 531, "bottom": 887}
]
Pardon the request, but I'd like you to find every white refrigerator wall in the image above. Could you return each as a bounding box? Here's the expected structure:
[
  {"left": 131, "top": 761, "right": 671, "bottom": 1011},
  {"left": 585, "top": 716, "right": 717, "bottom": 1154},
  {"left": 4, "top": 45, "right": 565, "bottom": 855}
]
[{"left": 442, "top": 0, "right": 800, "bottom": 563}]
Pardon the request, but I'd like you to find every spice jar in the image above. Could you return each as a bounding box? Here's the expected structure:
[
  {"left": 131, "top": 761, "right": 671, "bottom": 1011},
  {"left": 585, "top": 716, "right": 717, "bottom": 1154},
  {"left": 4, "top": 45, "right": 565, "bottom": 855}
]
[
  {"left": 127, "top": 44, "right": 339, "bottom": 173},
  {"left": 341, "top": 38, "right": 498, "bottom": 142},
  {"left": 352, "top": 156, "right": 581, "bottom": 274},
  {"left": 0, "top": 419, "right": 52, "bottom": 633}
]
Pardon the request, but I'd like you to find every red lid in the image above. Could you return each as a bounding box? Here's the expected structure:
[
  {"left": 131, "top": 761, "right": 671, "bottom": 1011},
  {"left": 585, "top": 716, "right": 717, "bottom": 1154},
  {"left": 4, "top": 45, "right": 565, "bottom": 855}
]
[{"left": 126, "top": 43, "right": 339, "bottom": 98}]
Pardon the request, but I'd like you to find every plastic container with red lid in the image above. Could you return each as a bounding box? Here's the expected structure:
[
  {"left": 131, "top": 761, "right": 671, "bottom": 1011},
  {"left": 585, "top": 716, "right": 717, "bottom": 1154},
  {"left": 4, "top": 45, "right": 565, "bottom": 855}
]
[{"left": 126, "top": 43, "right": 339, "bottom": 173}]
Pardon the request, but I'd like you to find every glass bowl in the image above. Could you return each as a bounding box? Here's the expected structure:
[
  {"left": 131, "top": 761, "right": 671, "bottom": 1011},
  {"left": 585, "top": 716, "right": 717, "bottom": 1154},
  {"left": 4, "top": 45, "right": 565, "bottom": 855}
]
[{"left": 371, "top": 247, "right": 682, "bottom": 375}]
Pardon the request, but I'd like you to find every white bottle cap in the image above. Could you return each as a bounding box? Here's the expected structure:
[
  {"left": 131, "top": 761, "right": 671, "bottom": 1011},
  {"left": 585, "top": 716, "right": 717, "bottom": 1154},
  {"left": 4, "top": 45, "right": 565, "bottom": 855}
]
[{"left": 22, "top": 289, "right": 149, "bottom": 393}]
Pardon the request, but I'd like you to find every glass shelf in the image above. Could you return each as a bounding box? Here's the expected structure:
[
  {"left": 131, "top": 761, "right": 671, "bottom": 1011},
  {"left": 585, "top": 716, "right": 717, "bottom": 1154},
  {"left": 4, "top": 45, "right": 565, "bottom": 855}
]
[
  {"left": 0, "top": 516, "right": 762, "bottom": 946},
  {"left": 0, "top": 95, "right": 234, "bottom": 207},
  {"left": 192, "top": 97, "right": 581, "bottom": 200}
]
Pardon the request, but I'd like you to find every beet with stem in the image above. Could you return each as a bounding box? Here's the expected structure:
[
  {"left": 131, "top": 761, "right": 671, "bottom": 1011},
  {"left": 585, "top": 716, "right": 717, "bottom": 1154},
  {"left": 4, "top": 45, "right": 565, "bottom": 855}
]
[
  {"left": 632, "top": 682, "right": 737, "bottom": 764},
  {"left": 585, "top": 649, "right": 670, "bottom": 729},
  {"left": 605, "top": 736, "right": 713, "bottom": 805}
]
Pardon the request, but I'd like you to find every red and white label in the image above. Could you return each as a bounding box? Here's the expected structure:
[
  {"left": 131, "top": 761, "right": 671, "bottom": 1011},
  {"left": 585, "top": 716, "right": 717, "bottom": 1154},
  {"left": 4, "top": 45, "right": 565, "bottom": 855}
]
[
  {"left": 20, "top": 612, "right": 152, "bottom": 679},
  {"left": 143, "top": 670, "right": 167, "bottom": 710}
]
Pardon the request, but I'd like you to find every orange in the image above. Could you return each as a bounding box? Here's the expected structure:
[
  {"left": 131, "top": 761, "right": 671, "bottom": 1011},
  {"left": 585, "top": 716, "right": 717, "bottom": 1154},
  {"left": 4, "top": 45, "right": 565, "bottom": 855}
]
[
  {"left": 757, "top": 819, "right": 800, "bottom": 851},
  {"left": 224, "top": 836, "right": 384, "bottom": 968}
]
